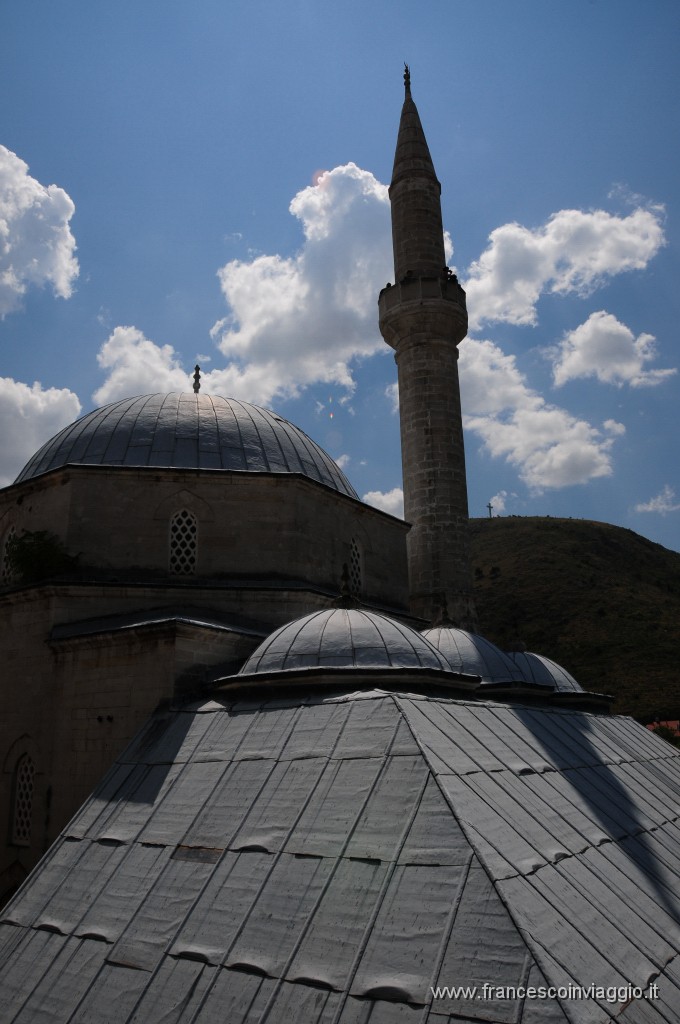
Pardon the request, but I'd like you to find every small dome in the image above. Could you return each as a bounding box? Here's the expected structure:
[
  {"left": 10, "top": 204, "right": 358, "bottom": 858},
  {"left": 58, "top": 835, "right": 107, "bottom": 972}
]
[
  {"left": 508, "top": 652, "right": 584, "bottom": 693},
  {"left": 15, "top": 393, "right": 358, "bottom": 498},
  {"left": 241, "top": 608, "right": 452, "bottom": 675},
  {"left": 423, "top": 627, "right": 526, "bottom": 684}
]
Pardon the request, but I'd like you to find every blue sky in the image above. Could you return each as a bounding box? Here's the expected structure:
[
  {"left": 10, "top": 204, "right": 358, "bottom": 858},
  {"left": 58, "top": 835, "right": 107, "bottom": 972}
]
[{"left": 1, "top": 0, "right": 679, "bottom": 552}]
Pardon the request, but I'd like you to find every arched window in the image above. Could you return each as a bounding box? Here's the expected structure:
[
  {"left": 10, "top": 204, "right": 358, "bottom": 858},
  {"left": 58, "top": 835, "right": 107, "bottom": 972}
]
[
  {"left": 1, "top": 525, "right": 16, "bottom": 585},
  {"left": 349, "top": 537, "right": 363, "bottom": 596},
  {"left": 11, "top": 754, "right": 35, "bottom": 847},
  {"left": 169, "top": 509, "right": 198, "bottom": 575}
]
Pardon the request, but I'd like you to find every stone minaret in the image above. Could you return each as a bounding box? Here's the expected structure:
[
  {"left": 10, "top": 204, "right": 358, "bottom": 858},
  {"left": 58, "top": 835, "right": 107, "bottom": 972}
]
[{"left": 379, "top": 68, "right": 476, "bottom": 629}]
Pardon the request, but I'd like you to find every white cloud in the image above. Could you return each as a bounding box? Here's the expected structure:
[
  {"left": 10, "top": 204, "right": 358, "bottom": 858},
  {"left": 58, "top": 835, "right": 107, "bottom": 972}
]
[
  {"left": 634, "top": 485, "right": 680, "bottom": 515},
  {"left": 552, "top": 311, "right": 676, "bottom": 388},
  {"left": 459, "top": 337, "right": 529, "bottom": 416},
  {"left": 0, "top": 378, "right": 81, "bottom": 486},
  {"left": 489, "top": 491, "right": 509, "bottom": 515},
  {"left": 210, "top": 163, "right": 392, "bottom": 406},
  {"left": 335, "top": 453, "right": 350, "bottom": 469},
  {"left": 89, "top": 171, "right": 660, "bottom": 496},
  {"left": 362, "top": 487, "right": 404, "bottom": 518},
  {"left": 0, "top": 146, "right": 78, "bottom": 318},
  {"left": 385, "top": 382, "right": 399, "bottom": 413},
  {"left": 602, "top": 418, "right": 626, "bottom": 437},
  {"left": 93, "top": 326, "right": 190, "bottom": 405},
  {"left": 464, "top": 206, "right": 665, "bottom": 329},
  {"left": 459, "top": 337, "right": 624, "bottom": 490}
]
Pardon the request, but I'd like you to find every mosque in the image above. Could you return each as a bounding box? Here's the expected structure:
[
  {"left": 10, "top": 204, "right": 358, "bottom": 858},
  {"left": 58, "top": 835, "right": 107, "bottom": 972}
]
[{"left": 0, "top": 71, "right": 679, "bottom": 1023}]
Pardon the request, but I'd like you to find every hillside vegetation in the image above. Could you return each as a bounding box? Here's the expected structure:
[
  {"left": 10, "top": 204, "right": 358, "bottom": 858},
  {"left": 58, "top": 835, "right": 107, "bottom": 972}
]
[{"left": 469, "top": 516, "right": 680, "bottom": 721}]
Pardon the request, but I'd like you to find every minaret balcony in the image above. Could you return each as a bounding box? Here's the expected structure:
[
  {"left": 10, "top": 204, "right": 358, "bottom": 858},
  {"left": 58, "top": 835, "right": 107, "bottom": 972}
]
[{"left": 378, "top": 273, "right": 467, "bottom": 349}]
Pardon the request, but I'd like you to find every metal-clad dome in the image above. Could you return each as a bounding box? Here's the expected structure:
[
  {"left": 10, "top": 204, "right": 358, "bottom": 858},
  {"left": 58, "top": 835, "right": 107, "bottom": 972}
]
[
  {"left": 15, "top": 393, "right": 358, "bottom": 497},
  {"left": 508, "top": 651, "right": 584, "bottom": 693},
  {"left": 422, "top": 626, "right": 526, "bottom": 684},
  {"left": 240, "top": 608, "right": 452, "bottom": 675}
]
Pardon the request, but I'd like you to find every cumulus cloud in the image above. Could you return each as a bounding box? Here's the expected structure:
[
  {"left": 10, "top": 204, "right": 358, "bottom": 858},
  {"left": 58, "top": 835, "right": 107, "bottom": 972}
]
[
  {"left": 552, "top": 311, "right": 676, "bottom": 388},
  {"left": 0, "top": 146, "right": 79, "bottom": 317},
  {"left": 634, "top": 485, "right": 680, "bottom": 515},
  {"left": 334, "top": 454, "right": 350, "bottom": 470},
  {"left": 459, "top": 337, "right": 529, "bottom": 417},
  {"left": 464, "top": 206, "right": 665, "bottom": 329},
  {"left": 93, "top": 326, "right": 190, "bottom": 405},
  {"left": 459, "top": 337, "right": 624, "bottom": 490},
  {"left": 362, "top": 487, "right": 404, "bottom": 518},
  {"left": 89, "top": 169, "right": 664, "bottom": 496},
  {"left": 210, "top": 163, "right": 391, "bottom": 406},
  {"left": 0, "top": 378, "right": 81, "bottom": 486},
  {"left": 385, "top": 382, "right": 399, "bottom": 413},
  {"left": 447, "top": 201, "right": 665, "bottom": 488},
  {"left": 489, "top": 491, "right": 510, "bottom": 515}
]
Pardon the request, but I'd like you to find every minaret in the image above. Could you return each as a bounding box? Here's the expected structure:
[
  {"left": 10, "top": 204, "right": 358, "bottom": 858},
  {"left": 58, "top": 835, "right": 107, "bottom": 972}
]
[{"left": 379, "top": 67, "right": 476, "bottom": 628}]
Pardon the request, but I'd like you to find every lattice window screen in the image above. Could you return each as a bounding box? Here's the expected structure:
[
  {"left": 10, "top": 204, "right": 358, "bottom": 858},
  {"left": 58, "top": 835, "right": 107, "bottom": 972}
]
[
  {"left": 1, "top": 526, "right": 16, "bottom": 584},
  {"left": 169, "top": 509, "right": 198, "bottom": 575},
  {"left": 11, "top": 754, "right": 35, "bottom": 847},
  {"left": 350, "top": 537, "right": 362, "bottom": 595}
]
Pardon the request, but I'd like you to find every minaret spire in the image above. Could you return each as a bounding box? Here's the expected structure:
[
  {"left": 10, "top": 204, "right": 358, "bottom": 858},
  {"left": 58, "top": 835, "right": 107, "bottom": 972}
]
[
  {"left": 389, "top": 69, "right": 447, "bottom": 283},
  {"left": 379, "top": 73, "right": 477, "bottom": 629}
]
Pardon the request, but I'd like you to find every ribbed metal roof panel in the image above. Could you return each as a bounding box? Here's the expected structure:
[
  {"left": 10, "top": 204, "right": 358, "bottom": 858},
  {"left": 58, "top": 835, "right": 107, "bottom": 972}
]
[
  {"left": 14, "top": 393, "right": 358, "bottom": 497},
  {"left": 396, "top": 693, "right": 680, "bottom": 1022},
  {"left": 2, "top": 691, "right": 679, "bottom": 1022}
]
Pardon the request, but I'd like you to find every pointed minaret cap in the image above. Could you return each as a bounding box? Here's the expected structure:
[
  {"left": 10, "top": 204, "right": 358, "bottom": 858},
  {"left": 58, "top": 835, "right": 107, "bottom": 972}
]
[
  {"left": 386, "top": 66, "right": 448, "bottom": 283},
  {"left": 391, "top": 66, "right": 440, "bottom": 190}
]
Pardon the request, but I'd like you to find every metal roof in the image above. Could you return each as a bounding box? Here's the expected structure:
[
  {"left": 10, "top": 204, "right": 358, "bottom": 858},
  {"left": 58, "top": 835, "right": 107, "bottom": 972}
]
[
  {"left": 14, "top": 393, "right": 358, "bottom": 497},
  {"left": 1, "top": 688, "right": 678, "bottom": 1022},
  {"left": 509, "top": 651, "right": 585, "bottom": 693},
  {"left": 423, "top": 626, "right": 528, "bottom": 684},
  {"left": 50, "top": 608, "right": 265, "bottom": 643},
  {"left": 240, "top": 609, "right": 453, "bottom": 674}
]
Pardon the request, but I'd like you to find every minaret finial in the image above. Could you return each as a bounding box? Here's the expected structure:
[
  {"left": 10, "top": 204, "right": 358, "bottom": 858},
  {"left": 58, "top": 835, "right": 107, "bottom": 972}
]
[
  {"left": 193, "top": 364, "right": 201, "bottom": 394},
  {"left": 403, "top": 63, "right": 411, "bottom": 96}
]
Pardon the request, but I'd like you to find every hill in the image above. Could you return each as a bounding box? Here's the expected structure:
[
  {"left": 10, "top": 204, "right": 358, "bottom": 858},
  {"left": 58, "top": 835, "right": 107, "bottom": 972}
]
[{"left": 469, "top": 516, "right": 680, "bottom": 721}]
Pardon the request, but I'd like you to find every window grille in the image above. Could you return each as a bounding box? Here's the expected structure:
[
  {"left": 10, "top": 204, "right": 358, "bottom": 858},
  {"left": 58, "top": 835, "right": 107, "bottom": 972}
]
[
  {"left": 11, "top": 754, "right": 35, "bottom": 847},
  {"left": 169, "top": 510, "right": 198, "bottom": 575},
  {"left": 350, "top": 537, "right": 362, "bottom": 595},
  {"left": 1, "top": 525, "right": 16, "bottom": 584}
]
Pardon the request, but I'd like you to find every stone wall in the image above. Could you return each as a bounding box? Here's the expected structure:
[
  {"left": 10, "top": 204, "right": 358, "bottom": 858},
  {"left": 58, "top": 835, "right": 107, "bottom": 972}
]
[{"left": 0, "top": 467, "right": 409, "bottom": 612}]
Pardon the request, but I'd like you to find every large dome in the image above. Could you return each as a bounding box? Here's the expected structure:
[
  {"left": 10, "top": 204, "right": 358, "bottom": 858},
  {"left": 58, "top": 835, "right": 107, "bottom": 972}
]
[
  {"left": 15, "top": 393, "right": 358, "bottom": 497},
  {"left": 240, "top": 608, "right": 453, "bottom": 675}
]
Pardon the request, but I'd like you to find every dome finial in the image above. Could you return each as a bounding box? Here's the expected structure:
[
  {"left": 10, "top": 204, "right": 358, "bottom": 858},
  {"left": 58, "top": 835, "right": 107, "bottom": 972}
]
[
  {"left": 193, "top": 365, "right": 201, "bottom": 394},
  {"left": 403, "top": 62, "right": 411, "bottom": 96}
]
